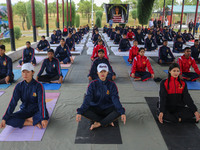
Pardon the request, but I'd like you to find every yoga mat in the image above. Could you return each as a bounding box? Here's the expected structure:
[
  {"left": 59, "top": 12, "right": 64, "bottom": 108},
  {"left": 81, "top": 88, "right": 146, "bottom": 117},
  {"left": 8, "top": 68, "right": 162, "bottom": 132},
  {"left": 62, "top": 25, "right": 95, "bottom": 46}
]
[
  {"left": 42, "top": 69, "right": 68, "bottom": 90},
  {"left": 17, "top": 56, "right": 46, "bottom": 67},
  {"left": 145, "top": 97, "right": 200, "bottom": 150},
  {"left": 163, "top": 70, "right": 200, "bottom": 90},
  {"left": 71, "top": 47, "right": 83, "bottom": 55},
  {"left": 0, "top": 91, "right": 5, "bottom": 97},
  {"left": 75, "top": 117, "right": 122, "bottom": 144},
  {"left": 60, "top": 56, "right": 75, "bottom": 68},
  {"left": 50, "top": 44, "right": 60, "bottom": 47},
  {"left": 131, "top": 78, "right": 159, "bottom": 91},
  {"left": 0, "top": 70, "right": 22, "bottom": 89},
  {"left": 123, "top": 56, "right": 132, "bottom": 66},
  {"left": 150, "top": 57, "right": 171, "bottom": 66},
  {"left": 0, "top": 93, "right": 60, "bottom": 141}
]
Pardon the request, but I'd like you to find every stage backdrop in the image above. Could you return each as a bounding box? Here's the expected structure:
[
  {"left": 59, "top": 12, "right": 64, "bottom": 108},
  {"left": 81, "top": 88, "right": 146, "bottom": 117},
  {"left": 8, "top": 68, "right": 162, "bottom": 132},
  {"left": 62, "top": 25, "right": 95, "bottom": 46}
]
[
  {"left": 104, "top": 4, "right": 129, "bottom": 24},
  {"left": 0, "top": 5, "right": 9, "bottom": 40}
]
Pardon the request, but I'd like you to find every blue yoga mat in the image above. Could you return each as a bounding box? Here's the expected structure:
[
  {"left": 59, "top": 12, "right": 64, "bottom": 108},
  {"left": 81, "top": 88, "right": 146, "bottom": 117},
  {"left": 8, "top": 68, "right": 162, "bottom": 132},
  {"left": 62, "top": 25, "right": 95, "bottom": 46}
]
[
  {"left": 163, "top": 70, "right": 200, "bottom": 90},
  {"left": 42, "top": 69, "right": 69, "bottom": 90},
  {"left": 0, "top": 70, "right": 21, "bottom": 89},
  {"left": 123, "top": 56, "right": 132, "bottom": 66}
]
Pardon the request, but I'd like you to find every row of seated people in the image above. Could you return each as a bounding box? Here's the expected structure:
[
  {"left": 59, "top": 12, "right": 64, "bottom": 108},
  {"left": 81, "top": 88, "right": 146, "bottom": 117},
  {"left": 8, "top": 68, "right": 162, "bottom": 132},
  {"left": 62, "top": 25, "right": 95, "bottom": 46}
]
[
  {"left": 50, "top": 25, "right": 89, "bottom": 45},
  {"left": 51, "top": 25, "right": 89, "bottom": 42},
  {"left": 103, "top": 24, "right": 194, "bottom": 44},
  {"left": 18, "top": 38, "right": 74, "bottom": 66},
  {"left": 101, "top": 25, "right": 195, "bottom": 53}
]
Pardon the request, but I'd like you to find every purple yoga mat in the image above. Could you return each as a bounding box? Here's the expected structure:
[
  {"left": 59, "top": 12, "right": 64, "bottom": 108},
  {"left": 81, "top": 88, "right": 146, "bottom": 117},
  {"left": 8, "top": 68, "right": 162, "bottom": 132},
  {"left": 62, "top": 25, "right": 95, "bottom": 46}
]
[
  {"left": 0, "top": 91, "right": 5, "bottom": 97},
  {"left": 0, "top": 93, "right": 60, "bottom": 141},
  {"left": 17, "top": 56, "right": 46, "bottom": 67}
]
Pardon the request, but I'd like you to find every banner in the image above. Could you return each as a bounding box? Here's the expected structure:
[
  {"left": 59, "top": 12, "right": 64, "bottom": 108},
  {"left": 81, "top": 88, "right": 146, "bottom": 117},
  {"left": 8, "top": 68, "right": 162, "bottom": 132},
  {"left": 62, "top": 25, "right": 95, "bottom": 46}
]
[
  {"left": 0, "top": 6, "right": 9, "bottom": 40},
  {"left": 104, "top": 4, "right": 129, "bottom": 24}
]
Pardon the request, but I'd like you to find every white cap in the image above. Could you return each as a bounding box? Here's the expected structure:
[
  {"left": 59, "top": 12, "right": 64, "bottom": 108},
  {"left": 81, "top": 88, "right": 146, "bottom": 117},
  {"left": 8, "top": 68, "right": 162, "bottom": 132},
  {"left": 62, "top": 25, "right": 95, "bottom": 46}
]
[
  {"left": 21, "top": 63, "right": 34, "bottom": 72},
  {"left": 97, "top": 63, "right": 108, "bottom": 72}
]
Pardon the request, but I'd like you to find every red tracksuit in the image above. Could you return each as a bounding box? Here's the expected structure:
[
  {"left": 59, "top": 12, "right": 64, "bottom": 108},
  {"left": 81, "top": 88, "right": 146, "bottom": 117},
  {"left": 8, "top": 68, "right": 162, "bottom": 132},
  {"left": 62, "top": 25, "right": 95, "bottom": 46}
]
[
  {"left": 159, "top": 77, "right": 197, "bottom": 122},
  {"left": 131, "top": 55, "right": 154, "bottom": 81},
  {"left": 128, "top": 46, "right": 139, "bottom": 62},
  {"left": 127, "top": 32, "right": 135, "bottom": 40},
  {"left": 91, "top": 45, "right": 108, "bottom": 60},
  {"left": 177, "top": 55, "right": 200, "bottom": 81}
]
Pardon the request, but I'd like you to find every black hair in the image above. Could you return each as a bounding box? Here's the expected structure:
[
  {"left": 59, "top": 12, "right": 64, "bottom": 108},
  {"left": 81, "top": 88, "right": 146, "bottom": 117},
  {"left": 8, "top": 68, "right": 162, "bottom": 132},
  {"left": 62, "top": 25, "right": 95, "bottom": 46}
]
[
  {"left": 138, "top": 47, "right": 145, "bottom": 52},
  {"left": 184, "top": 47, "right": 191, "bottom": 51},
  {"left": 98, "top": 39, "right": 103, "bottom": 43},
  {"left": 26, "top": 41, "right": 31, "bottom": 44},
  {"left": 0, "top": 45, "right": 5, "bottom": 50},
  {"left": 163, "top": 40, "right": 168, "bottom": 43},
  {"left": 41, "top": 36, "right": 45, "bottom": 38},
  {"left": 48, "top": 49, "right": 54, "bottom": 54},
  {"left": 195, "top": 39, "right": 199, "bottom": 42},
  {"left": 61, "top": 38, "right": 65, "bottom": 41},
  {"left": 98, "top": 49, "right": 104, "bottom": 53},
  {"left": 167, "top": 63, "right": 182, "bottom": 89}
]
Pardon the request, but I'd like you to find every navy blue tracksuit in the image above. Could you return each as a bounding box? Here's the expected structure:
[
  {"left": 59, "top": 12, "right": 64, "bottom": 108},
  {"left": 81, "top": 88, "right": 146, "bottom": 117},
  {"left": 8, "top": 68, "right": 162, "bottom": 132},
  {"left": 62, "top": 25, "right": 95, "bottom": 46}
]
[
  {"left": 56, "top": 30, "right": 62, "bottom": 40},
  {"left": 145, "top": 38, "right": 158, "bottom": 51},
  {"left": 155, "top": 33, "right": 163, "bottom": 45},
  {"left": 164, "top": 32, "right": 172, "bottom": 41},
  {"left": 119, "top": 38, "right": 131, "bottom": 51},
  {"left": 72, "top": 33, "right": 80, "bottom": 44},
  {"left": 37, "top": 40, "right": 50, "bottom": 51},
  {"left": 66, "top": 37, "right": 75, "bottom": 51},
  {"left": 2, "top": 79, "right": 49, "bottom": 128},
  {"left": 114, "top": 34, "right": 122, "bottom": 44},
  {"left": 55, "top": 45, "right": 71, "bottom": 64},
  {"left": 191, "top": 45, "right": 200, "bottom": 61},
  {"left": 19, "top": 47, "right": 36, "bottom": 65},
  {"left": 77, "top": 79, "right": 125, "bottom": 126},
  {"left": 135, "top": 32, "right": 144, "bottom": 44},
  {"left": 0, "top": 54, "right": 14, "bottom": 84},
  {"left": 158, "top": 46, "right": 175, "bottom": 63},
  {"left": 88, "top": 57, "right": 116, "bottom": 80},
  {"left": 173, "top": 41, "right": 184, "bottom": 53},
  {"left": 50, "top": 34, "right": 60, "bottom": 44},
  {"left": 37, "top": 57, "right": 63, "bottom": 83},
  {"left": 92, "top": 33, "right": 100, "bottom": 43},
  {"left": 110, "top": 32, "right": 116, "bottom": 40}
]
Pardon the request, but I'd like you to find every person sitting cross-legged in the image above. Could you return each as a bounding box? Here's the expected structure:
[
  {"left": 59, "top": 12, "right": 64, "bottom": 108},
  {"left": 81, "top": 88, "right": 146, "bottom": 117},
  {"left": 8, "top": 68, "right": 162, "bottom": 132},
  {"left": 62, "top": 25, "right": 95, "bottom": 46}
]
[
  {"left": 158, "top": 40, "right": 175, "bottom": 64},
  {"left": 177, "top": 47, "right": 200, "bottom": 81},
  {"left": 88, "top": 49, "right": 116, "bottom": 81},
  {"left": 130, "top": 48, "right": 154, "bottom": 81},
  {"left": 55, "top": 38, "right": 74, "bottom": 64},
  {"left": 76, "top": 63, "right": 126, "bottom": 130},
  {"left": 36, "top": 49, "right": 63, "bottom": 84},
  {"left": 158, "top": 63, "right": 200, "bottom": 124},
  {"left": 0, "top": 63, "right": 49, "bottom": 129}
]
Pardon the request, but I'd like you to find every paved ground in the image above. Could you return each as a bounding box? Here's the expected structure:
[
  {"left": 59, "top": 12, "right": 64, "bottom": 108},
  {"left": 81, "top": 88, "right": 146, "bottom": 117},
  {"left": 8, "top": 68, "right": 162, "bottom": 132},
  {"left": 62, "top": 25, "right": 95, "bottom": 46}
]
[{"left": 0, "top": 32, "right": 200, "bottom": 150}]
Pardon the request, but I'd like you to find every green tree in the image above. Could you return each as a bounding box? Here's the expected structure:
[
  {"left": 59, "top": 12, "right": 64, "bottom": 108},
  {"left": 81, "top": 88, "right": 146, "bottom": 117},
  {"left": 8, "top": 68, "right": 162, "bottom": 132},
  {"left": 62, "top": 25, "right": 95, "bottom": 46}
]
[
  {"left": 96, "top": 11, "right": 103, "bottom": 19},
  {"left": 49, "top": 2, "right": 56, "bottom": 17},
  {"left": 14, "top": 26, "right": 22, "bottom": 40},
  {"left": 26, "top": 0, "right": 44, "bottom": 29},
  {"left": 109, "top": 0, "right": 122, "bottom": 4},
  {"left": 96, "top": 16, "right": 101, "bottom": 28},
  {"left": 13, "top": 1, "right": 27, "bottom": 30},
  {"left": 137, "top": 0, "right": 155, "bottom": 25},
  {"left": 76, "top": 14, "right": 80, "bottom": 27},
  {"left": 131, "top": 9, "right": 137, "bottom": 20}
]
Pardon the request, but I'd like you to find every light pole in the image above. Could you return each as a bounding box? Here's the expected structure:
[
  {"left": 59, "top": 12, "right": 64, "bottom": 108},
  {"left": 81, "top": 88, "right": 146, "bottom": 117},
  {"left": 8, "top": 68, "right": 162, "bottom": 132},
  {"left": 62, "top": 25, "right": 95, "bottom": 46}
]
[{"left": 91, "top": 0, "right": 94, "bottom": 28}]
